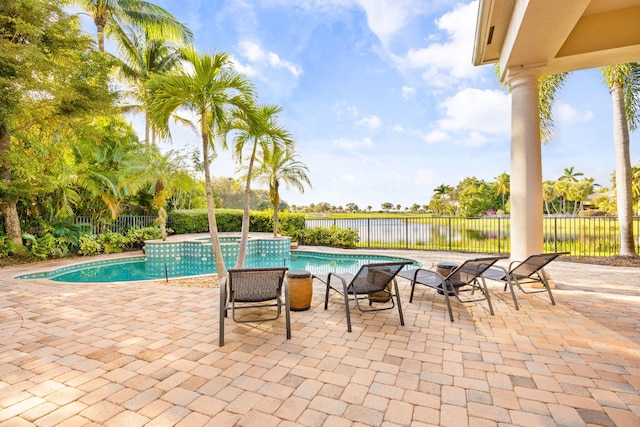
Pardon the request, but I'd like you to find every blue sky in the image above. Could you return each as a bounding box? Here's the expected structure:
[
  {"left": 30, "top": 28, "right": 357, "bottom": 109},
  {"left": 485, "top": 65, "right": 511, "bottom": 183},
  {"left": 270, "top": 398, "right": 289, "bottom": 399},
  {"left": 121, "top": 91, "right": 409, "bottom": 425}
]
[{"left": 86, "top": 0, "right": 639, "bottom": 209}]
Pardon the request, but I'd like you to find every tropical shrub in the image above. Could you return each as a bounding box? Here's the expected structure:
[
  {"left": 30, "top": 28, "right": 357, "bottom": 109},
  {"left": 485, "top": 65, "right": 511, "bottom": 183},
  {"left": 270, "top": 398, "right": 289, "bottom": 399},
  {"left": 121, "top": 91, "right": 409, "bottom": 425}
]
[
  {"left": 125, "top": 226, "right": 163, "bottom": 249},
  {"left": 98, "top": 231, "right": 127, "bottom": 254},
  {"left": 79, "top": 234, "right": 102, "bottom": 256},
  {"left": 291, "top": 225, "right": 359, "bottom": 248}
]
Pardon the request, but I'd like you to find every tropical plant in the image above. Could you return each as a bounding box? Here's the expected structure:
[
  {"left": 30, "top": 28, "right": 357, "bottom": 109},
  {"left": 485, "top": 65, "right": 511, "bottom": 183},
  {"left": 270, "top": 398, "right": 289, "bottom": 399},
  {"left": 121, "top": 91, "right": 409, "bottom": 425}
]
[
  {"left": 600, "top": 63, "right": 640, "bottom": 256},
  {"left": 253, "top": 146, "right": 311, "bottom": 237},
  {"left": 145, "top": 47, "right": 254, "bottom": 278},
  {"left": 492, "top": 172, "right": 510, "bottom": 211},
  {"left": 0, "top": 0, "right": 116, "bottom": 248},
  {"left": 115, "top": 25, "right": 185, "bottom": 144},
  {"left": 559, "top": 166, "right": 584, "bottom": 182},
  {"left": 69, "top": 0, "right": 191, "bottom": 53},
  {"left": 226, "top": 103, "right": 294, "bottom": 267}
]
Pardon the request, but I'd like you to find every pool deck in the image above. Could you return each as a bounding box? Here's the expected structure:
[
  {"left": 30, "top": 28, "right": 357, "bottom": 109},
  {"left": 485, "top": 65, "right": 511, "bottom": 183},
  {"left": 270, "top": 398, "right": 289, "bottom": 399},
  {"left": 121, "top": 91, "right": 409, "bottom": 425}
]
[{"left": 1, "top": 239, "right": 640, "bottom": 426}]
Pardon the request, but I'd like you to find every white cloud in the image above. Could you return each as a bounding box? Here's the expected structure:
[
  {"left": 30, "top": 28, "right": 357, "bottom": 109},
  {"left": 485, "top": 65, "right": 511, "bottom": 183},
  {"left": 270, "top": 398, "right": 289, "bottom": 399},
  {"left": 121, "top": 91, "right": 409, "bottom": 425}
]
[
  {"left": 401, "top": 85, "right": 415, "bottom": 99},
  {"left": 355, "top": 115, "right": 382, "bottom": 129},
  {"left": 357, "top": 0, "right": 428, "bottom": 47},
  {"left": 391, "top": 1, "right": 482, "bottom": 85},
  {"left": 556, "top": 101, "right": 594, "bottom": 124},
  {"left": 422, "top": 130, "right": 449, "bottom": 144},
  {"left": 333, "top": 101, "right": 360, "bottom": 119},
  {"left": 392, "top": 125, "right": 405, "bottom": 132},
  {"left": 237, "top": 40, "right": 303, "bottom": 77},
  {"left": 332, "top": 137, "right": 374, "bottom": 150},
  {"left": 437, "top": 88, "right": 510, "bottom": 136}
]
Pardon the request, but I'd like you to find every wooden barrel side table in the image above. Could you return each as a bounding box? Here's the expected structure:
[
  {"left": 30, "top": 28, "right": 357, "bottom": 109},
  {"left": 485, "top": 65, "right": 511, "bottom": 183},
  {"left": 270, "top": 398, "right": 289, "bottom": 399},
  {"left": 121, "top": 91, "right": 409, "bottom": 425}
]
[{"left": 287, "top": 270, "right": 312, "bottom": 311}]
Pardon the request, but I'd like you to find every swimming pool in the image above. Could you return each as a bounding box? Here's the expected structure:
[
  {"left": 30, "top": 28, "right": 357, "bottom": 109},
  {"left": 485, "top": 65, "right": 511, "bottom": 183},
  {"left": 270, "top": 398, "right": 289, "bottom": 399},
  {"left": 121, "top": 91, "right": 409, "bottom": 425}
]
[{"left": 18, "top": 251, "right": 420, "bottom": 283}]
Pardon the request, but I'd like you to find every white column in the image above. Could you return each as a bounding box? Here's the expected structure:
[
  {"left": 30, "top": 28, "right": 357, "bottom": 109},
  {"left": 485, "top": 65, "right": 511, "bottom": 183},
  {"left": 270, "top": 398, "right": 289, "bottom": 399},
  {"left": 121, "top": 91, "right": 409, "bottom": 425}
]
[{"left": 507, "top": 68, "right": 544, "bottom": 261}]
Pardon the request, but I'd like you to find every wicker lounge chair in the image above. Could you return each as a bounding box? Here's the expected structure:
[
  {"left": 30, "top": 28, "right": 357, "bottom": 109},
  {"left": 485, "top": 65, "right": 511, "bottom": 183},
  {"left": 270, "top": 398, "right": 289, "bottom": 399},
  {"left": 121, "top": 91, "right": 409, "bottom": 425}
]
[
  {"left": 398, "top": 256, "right": 504, "bottom": 321},
  {"left": 314, "top": 261, "right": 412, "bottom": 332},
  {"left": 219, "top": 267, "right": 290, "bottom": 346},
  {"left": 482, "top": 252, "right": 569, "bottom": 310}
]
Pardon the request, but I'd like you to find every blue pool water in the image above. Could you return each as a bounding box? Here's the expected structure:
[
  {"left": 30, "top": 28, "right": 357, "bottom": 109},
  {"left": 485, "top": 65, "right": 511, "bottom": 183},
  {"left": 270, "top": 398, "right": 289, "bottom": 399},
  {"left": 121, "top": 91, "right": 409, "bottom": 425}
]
[{"left": 18, "top": 251, "right": 419, "bottom": 283}]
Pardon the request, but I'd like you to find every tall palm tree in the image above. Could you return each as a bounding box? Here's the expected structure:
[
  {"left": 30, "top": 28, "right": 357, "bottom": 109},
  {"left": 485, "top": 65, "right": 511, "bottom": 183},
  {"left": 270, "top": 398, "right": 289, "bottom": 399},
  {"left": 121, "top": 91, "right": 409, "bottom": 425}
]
[
  {"left": 225, "top": 103, "right": 294, "bottom": 267},
  {"left": 116, "top": 25, "right": 184, "bottom": 144},
  {"left": 600, "top": 63, "right": 640, "bottom": 256},
  {"left": 492, "top": 172, "right": 510, "bottom": 211},
  {"left": 146, "top": 47, "right": 254, "bottom": 278},
  {"left": 254, "top": 146, "right": 311, "bottom": 238},
  {"left": 69, "top": 0, "right": 192, "bottom": 53},
  {"left": 559, "top": 166, "right": 584, "bottom": 182}
]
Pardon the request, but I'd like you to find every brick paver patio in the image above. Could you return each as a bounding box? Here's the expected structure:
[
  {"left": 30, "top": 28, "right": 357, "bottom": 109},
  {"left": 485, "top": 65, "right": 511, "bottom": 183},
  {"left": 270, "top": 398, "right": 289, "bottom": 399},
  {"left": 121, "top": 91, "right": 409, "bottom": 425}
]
[{"left": 1, "top": 245, "right": 639, "bottom": 426}]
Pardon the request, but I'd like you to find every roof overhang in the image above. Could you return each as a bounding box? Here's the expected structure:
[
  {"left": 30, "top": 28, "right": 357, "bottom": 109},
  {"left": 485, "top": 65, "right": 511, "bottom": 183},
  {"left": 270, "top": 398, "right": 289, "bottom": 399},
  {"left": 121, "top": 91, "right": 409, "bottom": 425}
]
[{"left": 473, "top": 0, "right": 640, "bottom": 81}]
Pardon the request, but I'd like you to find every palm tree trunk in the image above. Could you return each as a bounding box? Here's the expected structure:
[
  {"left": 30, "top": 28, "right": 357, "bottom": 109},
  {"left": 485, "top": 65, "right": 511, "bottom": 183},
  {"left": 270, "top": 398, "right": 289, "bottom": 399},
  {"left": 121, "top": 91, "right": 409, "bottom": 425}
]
[
  {"left": 235, "top": 142, "right": 258, "bottom": 268},
  {"left": 201, "top": 125, "right": 228, "bottom": 278},
  {"left": 0, "top": 123, "right": 22, "bottom": 247},
  {"left": 272, "top": 180, "right": 280, "bottom": 238},
  {"left": 95, "top": 21, "right": 106, "bottom": 53},
  {"left": 145, "top": 114, "right": 150, "bottom": 144},
  {"left": 610, "top": 83, "right": 637, "bottom": 256}
]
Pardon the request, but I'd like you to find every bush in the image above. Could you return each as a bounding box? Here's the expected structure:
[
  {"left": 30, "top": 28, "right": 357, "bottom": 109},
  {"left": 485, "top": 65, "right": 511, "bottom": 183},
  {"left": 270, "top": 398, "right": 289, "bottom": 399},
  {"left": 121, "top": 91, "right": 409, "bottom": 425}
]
[
  {"left": 98, "top": 231, "right": 127, "bottom": 254},
  {"left": 125, "top": 226, "right": 163, "bottom": 249},
  {"left": 79, "top": 234, "right": 102, "bottom": 256},
  {"left": 292, "top": 225, "right": 359, "bottom": 248},
  {"left": 169, "top": 209, "right": 306, "bottom": 236}
]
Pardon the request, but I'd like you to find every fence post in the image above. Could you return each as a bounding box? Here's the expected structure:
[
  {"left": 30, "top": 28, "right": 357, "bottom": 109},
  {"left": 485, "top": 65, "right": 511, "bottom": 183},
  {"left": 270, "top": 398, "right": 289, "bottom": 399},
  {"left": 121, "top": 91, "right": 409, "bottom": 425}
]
[
  {"left": 448, "top": 217, "right": 452, "bottom": 251},
  {"left": 554, "top": 217, "right": 558, "bottom": 253},
  {"left": 405, "top": 219, "right": 409, "bottom": 249},
  {"left": 367, "top": 218, "right": 370, "bottom": 248},
  {"left": 497, "top": 217, "right": 501, "bottom": 254}
]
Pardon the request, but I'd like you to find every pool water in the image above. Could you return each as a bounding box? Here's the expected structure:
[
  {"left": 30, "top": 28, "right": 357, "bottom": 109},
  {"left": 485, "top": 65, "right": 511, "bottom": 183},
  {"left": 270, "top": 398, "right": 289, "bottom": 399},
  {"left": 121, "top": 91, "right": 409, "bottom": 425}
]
[{"left": 18, "top": 251, "right": 419, "bottom": 283}]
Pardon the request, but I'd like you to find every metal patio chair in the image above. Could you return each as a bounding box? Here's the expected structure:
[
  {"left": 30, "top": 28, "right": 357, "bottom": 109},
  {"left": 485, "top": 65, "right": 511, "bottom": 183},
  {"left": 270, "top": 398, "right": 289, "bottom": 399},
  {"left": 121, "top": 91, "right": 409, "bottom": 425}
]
[
  {"left": 314, "top": 261, "right": 412, "bottom": 332},
  {"left": 219, "top": 267, "right": 290, "bottom": 346},
  {"left": 398, "top": 256, "right": 504, "bottom": 321},
  {"left": 483, "top": 252, "right": 569, "bottom": 310}
]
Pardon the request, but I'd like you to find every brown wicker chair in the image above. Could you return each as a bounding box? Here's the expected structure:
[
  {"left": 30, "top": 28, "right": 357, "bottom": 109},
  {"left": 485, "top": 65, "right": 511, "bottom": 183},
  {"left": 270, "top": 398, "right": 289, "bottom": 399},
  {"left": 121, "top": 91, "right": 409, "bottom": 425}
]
[
  {"left": 314, "top": 262, "right": 412, "bottom": 332},
  {"left": 219, "top": 267, "right": 290, "bottom": 346}
]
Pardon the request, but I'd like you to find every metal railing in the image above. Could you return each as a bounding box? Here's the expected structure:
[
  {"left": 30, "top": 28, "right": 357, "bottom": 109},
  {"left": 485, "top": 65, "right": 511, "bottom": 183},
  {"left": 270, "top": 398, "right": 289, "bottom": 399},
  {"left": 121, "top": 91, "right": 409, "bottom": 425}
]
[
  {"left": 305, "top": 216, "right": 640, "bottom": 257},
  {"left": 75, "top": 216, "right": 157, "bottom": 235}
]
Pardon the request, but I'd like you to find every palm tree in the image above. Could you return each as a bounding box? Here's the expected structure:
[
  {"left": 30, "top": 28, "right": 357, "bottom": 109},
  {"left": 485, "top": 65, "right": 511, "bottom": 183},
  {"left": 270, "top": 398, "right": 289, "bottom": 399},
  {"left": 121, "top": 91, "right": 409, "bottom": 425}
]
[
  {"left": 146, "top": 47, "right": 254, "bottom": 278},
  {"left": 225, "top": 103, "right": 294, "bottom": 267},
  {"left": 493, "top": 172, "right": 510, "bottom": 211},
  {"left": 433, "top": 184, "right": 453, "bottom": 198},
  {"left": 254, "top": 146, "right": 311, "bottom": 237},
  {"left": 600, "top": 63, "right": 640, "bottom": 256},
  {"left": 70, "top": 0, "right": 192, "bottom": 53},
  {"left": 559, "top": 166, "right": 584, "bottom": 182},
  {"left": 121, "top": 145, "right": 195, "bottom": 239},
  {"left": 116, "top": 26, "right": 184, "bottom": 144}
]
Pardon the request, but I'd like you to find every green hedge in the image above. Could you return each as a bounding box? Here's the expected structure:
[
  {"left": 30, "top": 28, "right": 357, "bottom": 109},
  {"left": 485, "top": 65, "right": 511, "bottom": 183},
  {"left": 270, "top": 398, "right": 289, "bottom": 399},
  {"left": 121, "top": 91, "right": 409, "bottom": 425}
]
[{"left": 169, "top": 209, "right": 306, "bottom": 235}]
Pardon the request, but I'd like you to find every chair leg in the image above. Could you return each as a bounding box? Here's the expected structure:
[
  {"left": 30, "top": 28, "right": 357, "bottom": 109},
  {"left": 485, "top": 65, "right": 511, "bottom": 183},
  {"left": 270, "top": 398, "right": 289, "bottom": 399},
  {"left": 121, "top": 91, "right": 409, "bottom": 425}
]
[
  {"left": 504, "top": 277, "right": 519, "bottom": 310},
  {"left": 324, "top": 281, "right": 330, "bottom": 310},
  {"left": 479, "top": 278, "right": 494, "bottom": 315},
  {"left": 441, "top": 279, "right": 454, "bottom": 322},
  {"left": 341, "top": 280, "right": 352, "bottom": 333},
  {"left": 219, "top": 279, "right": 226, "bottom": 347},
  {"left": 539, "top": 271, "right": 556, "bottom": 305},
  {"left": 392, "top": 279, "right": 404, "bottom": 326},
  {"left": 284, "top": 281, "right": 291, "bottom": 339}
]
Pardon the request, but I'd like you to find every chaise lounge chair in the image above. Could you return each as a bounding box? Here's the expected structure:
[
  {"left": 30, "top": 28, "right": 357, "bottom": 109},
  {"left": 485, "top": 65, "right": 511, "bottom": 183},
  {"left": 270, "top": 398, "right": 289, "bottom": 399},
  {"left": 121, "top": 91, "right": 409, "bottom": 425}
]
[
  {"left": 314, "top": 261, "right": 412, "bottom": 332},
  {"left": 219, "top": 267, "right": 290, "bottom": 346},
  {"left": 398, "top": 256, "right": 504, "bottom": 321},
  {"left": 482, "top": 252, "right": 569, "bottom": 310}
]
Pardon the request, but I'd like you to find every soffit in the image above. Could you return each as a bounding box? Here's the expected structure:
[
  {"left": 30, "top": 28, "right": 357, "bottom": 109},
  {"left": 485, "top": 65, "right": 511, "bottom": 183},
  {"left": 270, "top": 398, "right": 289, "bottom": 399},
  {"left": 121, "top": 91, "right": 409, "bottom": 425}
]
[{"left": 473, "top": 0, "right": 640, "bottom": 79}]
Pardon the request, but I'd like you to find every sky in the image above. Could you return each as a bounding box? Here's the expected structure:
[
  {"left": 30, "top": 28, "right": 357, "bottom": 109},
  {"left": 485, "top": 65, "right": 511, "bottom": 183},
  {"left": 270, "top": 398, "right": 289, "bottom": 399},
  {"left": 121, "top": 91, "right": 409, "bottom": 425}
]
[{"left": 82, "top": 0, "right": 639, "bottom": 209}]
